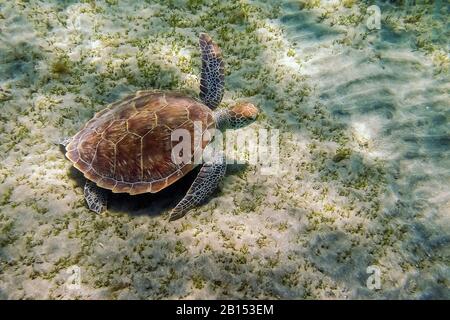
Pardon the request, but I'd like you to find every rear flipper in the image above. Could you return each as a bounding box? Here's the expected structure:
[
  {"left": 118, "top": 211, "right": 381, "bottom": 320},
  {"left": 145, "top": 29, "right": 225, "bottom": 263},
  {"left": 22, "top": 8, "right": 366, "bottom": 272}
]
[
  {"left": 56, "top": 137, "right": 72, "bottom": 154},
  {"left": 169, "top": 152, "right": 226, "bottom": 221},
  {"left": 84, "top": 181, "right": 108, "bottom": 214},
  {"left": 59, "top": 137, "right": 72, "bottom": 148}
]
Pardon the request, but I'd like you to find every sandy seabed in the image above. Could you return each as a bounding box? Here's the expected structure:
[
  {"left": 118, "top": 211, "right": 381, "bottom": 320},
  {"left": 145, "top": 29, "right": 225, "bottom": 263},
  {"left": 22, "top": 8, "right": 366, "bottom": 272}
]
[{"left": 0, "top": 0, "right": 449, "bottom": 299}]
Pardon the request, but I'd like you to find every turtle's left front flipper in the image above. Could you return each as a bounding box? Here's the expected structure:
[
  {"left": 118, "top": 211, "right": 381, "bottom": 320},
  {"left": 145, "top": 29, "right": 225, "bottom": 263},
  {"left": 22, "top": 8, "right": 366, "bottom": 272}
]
[
  {"left": 84, "top": 181, "right": 108, "bottom": 214},
  {"left": 199, "top": 33, "right": 225, "bottom": 110},
  {"left": 169, "top": 153, "right": 226, "bottom": 221}
]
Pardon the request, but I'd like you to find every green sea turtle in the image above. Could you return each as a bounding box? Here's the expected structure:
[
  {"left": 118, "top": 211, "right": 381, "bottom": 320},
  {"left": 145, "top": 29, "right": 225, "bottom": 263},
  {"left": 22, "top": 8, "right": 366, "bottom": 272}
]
[{"left": 60, "top": 33, "right": 259, "bottom": 220}]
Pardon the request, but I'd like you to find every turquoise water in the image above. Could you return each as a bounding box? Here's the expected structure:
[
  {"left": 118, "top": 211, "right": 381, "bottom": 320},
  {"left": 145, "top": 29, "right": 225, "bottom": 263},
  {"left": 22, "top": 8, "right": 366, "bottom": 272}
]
[{"left": 0, "top": 1, "right": 448, "bottom": 299}]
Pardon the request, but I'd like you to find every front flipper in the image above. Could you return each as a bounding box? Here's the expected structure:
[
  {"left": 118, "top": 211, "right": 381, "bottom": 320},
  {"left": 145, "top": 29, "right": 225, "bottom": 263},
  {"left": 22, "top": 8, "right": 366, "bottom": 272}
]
[
  {"left": 169, "top": 153, "right": 226, "bottom": 221},
  {"left": 84, "top": 181, "right": 108, "bottom": 214},
  {"left": 199, "top": 33, "right": 225, "bottom": 110}
]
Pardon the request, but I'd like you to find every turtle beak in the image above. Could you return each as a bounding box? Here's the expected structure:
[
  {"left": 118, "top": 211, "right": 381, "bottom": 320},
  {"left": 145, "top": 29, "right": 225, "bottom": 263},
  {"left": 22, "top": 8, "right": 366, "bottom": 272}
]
[
  {"left": 244, "top": 103, "right": 259, "bottom": 120},
  {"left": 251, "top": 105, "right": 260, "bottom": 121}
]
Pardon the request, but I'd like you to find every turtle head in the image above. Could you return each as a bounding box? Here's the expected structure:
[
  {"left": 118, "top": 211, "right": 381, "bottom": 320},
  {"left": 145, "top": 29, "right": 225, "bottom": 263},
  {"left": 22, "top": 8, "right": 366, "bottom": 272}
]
[{"left": 226, "top": 102, "right": 259, "bottom": 129}]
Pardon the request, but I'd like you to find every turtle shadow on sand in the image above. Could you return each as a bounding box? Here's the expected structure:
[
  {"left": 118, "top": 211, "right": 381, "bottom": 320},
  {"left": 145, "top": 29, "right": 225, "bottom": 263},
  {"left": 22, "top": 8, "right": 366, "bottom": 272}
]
[
  {"left": 66, "top": 165, "right": 194, "bottom": 218},
  {"left": 67, "top": 162, "right": 248, "bottom": 218}
]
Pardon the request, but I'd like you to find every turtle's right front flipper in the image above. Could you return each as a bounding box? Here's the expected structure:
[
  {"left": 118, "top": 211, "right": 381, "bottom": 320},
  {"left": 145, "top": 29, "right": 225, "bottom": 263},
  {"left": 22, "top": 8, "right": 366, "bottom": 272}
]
[
  {"left": 169, "top": 152, "right": 226, "bottom": 221},
  {"left": 84, "top": 181, "right": 108, "bottom": 214}
]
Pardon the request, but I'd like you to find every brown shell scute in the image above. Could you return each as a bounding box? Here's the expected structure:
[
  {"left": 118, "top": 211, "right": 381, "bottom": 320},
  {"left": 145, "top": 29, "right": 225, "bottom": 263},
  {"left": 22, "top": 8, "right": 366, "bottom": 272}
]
[
  {"left": 115, "top": 133, "right": 142, "bottom": 182},
  {"left": 92, "top": 139, "right": 115, "bottom": 178},
  {"left": 66, "top": 91, "right": 215, "bottom": 194},
  {"left": 127, "top": 111, "right": 157, "bottom": 136}
]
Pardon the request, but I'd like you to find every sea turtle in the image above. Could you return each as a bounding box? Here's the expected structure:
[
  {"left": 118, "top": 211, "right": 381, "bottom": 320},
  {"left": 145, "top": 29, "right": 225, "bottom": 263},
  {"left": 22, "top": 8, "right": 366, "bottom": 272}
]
[{"left": 60, "top": 33, "right": 259, "bottom": 220}]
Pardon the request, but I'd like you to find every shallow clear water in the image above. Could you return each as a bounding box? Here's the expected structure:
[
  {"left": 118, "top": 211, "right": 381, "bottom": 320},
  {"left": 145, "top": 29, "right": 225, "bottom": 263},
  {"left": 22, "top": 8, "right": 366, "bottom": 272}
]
[{"left": 0, "top": 0, "right": 448, "bottom": 299}]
